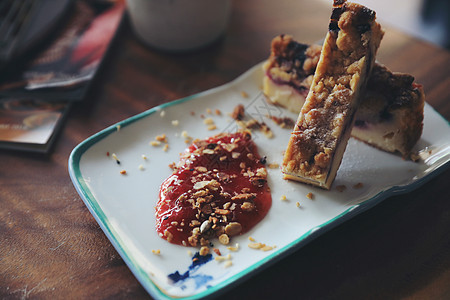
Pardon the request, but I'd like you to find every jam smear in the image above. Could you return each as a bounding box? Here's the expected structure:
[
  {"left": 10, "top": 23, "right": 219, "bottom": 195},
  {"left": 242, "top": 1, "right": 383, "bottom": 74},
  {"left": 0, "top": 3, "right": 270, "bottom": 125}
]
[{"left": 156, "top": 131, "right": 272, "bottom": 247}]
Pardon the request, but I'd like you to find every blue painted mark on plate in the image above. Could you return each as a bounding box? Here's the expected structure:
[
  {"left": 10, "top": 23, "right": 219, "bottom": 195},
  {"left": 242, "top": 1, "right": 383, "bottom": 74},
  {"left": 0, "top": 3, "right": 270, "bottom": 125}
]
[{"left": 168, "top": 252, "right": 214, "bottom": 289}]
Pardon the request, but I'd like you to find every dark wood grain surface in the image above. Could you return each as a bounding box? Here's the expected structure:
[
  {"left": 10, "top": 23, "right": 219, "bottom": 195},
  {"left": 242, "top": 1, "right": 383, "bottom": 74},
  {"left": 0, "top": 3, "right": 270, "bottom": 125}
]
[{"left": 1, "top": 0, "right": 449, "bottom": 299}]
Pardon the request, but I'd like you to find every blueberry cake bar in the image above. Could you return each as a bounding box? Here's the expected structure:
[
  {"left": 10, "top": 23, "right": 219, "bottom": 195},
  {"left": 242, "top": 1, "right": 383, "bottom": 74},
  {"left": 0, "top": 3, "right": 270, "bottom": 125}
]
[
  {"left": 263, "top": 35, "right": 424, "bottom": 158},
  {"left": 281, "top": 0, "right": 384, "bottom": 189}
]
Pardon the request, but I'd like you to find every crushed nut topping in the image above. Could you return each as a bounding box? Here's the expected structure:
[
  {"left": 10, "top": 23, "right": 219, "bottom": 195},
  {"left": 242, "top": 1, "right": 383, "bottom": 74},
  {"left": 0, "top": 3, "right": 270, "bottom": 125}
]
[
  {"left": 231, "top": 104, "right": 245, "bottom": 120},
  {"left": 219, "top": 234, "right": 230, "bottom": 245},
  {"left": 156, "top": 131, "right": 271, "bottom": 247},
  {"left": 199, "top": 246, "right": 210, "bottom": 256},
  {"left": 225, "top": 222, "right": 242, "bottom": 236}
]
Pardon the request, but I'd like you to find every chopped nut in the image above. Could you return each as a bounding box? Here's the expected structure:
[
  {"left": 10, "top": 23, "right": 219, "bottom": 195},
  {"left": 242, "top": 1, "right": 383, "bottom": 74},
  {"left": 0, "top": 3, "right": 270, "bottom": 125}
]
[
  {"left": 188, "top": 236, "right": 197, "bottom": 247},
  {"left": 248, "top": 236, "right": 256, "bottom": 242},
  {"left": 120, "top": 170, "right": 127, "bottom": 175},
  {"left": 261, "top": 245, "right": 274, "bottom": 251},
  {"left": 181, "top": 131, "right": 189, "bottom": 138},
  {"left": 164, "top": 230, "right": 173, "bottom": 242},
  {"left": 207, "top": 125, "right": 217, "bottom": 131},
  {"left": 200, "top": 238, "right": 210, "bottom": 246},
  {"left": 190, "top": 220, "right": 201, "bottom": 227},
  {"left": 193, "top": 180, "right": 211, "bottom": 190},
  {"left": 171, "top": 120, "right": 179, "bottom": 126},
  {"left": 192, "top": 227, "right": 200, "bottom": 235},
  {"left": 296, "top": 202, "right": 301, "bottom": 208},
  {"left": 195, "top": 166, "right": 208, "bottom": 173},
  {"left": 200, "top": 220, "right": 211, "bottom": 233},
  {"left": 280, "top": 195, "right": 287, "bottom": 201},
  {"left": 155, "top": 134, "right": 167, "bottom": 142},
  {"left": 215, "top": 208, "right": 230, "bottom": 215},
  {"left": 202, "top": 149, "right": 215, "bottom": 154},
  {"left": 163, "top": 144, "right": 169, "bottom": 152},
  {"left": 221, "top": 144, "right": 237, "bottom": 153},
  {"left": 150, "top": 141, "right": 161, "bottom": 146},
  {"left": 160, "top": 110, "right": 166, "bottom": 117},
  {"left": 219, "top": 234, "right": 230, "bottom": 245},
  {"left": 241, "top": 91, "right": 249, "bottom": 98},
  {"left": 224, "top": 260, "right": 233, "bottom": 268},
  {"left": 225, "top": 222, "right": 242, "bottom": 236},
  {"left": 201, "top": 204, "right": 213, "bottom": 214},
  {"left": 215, "top": 255, "right": 228, "bottom": 262},
  {"left": 152, "top": 249, "right": 161, "bottom": 255},
  {"left": 227, "top": 243, "right": 239, "bottom": 251},
  {"left": 241, "top": 202, "right": 255, "bottom": 212},
  {"left": 199, "top": 246, "right": 209, "bottom": 256},
  {"left": 214, "top": 109, "right": 222, "bottom": 115},
  {"left": 248, "top": 242, "right": 264, "bottom": 249},
  {"left": 231, "top": 104, "right": 245, "bottom": 120},
  {"left": 231, "top": 152, "right": 240, "bottom": 159},
  {"left": 255, "top": 167, "right": 267, "bottom": 178},
  {"left": 232, "top": 193, "right": 256, "bottom": 201},
  {"left": 306, "top": 192, "right": 314, "bottom": 199},
  {"left": 268, "top": 163, "right": 279, "bottom": 169},
  {"left": 213, "top": 248, "right": 221, "bottom": 256},
  {"left": 203, "top": 118, "right": 214, "bottom": 125}
]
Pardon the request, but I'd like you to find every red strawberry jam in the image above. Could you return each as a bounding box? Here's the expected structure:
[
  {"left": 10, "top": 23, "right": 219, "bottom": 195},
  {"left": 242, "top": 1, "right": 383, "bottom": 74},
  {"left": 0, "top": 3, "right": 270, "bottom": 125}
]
[{"left": 156, "top": 131, "right": 272, "bottom": 247}]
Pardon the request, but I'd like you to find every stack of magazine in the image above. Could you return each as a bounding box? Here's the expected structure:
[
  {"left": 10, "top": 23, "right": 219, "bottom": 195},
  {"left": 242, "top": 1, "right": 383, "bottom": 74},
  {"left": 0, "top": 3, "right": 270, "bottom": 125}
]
[{"left": 0, "top": 0, "right": 124, "bottom": 153}]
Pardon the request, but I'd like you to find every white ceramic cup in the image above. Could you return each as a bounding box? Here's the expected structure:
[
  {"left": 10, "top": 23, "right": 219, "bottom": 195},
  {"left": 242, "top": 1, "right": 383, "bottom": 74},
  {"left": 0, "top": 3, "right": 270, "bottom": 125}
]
[{"left": 126, "top": 0, "right": 231, "bottom": 52}]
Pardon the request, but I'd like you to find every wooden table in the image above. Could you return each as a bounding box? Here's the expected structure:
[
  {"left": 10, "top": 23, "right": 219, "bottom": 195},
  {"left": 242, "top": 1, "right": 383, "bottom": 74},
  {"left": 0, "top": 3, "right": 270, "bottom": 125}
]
[{"left": 1, "top": 0, "right": 449, "bottom": 298}]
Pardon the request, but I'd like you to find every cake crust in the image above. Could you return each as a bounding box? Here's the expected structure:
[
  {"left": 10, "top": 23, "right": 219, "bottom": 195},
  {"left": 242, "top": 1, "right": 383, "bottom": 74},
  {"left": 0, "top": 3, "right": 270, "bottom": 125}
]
[{"left": 281, "top": 0, "right": 384, "bottom": 189}]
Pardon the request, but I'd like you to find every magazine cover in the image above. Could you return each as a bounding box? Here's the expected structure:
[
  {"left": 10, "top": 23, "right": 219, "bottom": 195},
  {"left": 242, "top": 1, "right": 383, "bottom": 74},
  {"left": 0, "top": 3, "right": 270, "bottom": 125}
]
[{"left": 0, "top": 0, "right": 124, "bottom": 152}]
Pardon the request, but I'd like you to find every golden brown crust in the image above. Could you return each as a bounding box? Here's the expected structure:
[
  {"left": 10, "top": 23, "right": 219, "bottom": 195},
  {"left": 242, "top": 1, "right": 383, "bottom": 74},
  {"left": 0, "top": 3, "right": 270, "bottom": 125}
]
[{"left": 282, "top": 0, "right": 384, "bottom": 189}]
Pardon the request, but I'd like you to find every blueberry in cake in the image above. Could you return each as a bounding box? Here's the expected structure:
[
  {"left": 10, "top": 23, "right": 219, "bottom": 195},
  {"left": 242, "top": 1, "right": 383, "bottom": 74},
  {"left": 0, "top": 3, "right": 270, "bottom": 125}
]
[
  {"left": 264, "top": 34, "right": 424, "bottom": 159},
  {"left": 281, "top": 0, "right": 384, "bottom": 189}
]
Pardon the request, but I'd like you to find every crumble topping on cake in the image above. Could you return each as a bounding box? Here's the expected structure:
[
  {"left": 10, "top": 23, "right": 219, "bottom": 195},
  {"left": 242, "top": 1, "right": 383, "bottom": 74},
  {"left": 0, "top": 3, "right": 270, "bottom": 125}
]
[
  {"left": 263, "top": 34, "right": 424, "bottom": 158},
  {"left": 263, "top": 35, "right": 321, "bottom": 113},
  {"left": 282, "top": 0, "right": 384, "bottom": 189},
  {"left": 352, "top": 64, "right": 424, "bottom": 156}
]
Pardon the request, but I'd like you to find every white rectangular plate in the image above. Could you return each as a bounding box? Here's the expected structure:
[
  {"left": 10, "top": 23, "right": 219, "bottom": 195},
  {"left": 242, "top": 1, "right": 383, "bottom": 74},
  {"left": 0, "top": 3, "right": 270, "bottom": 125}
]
[{"left": 69, "top": 63, "right": 450, "bottom": 300}]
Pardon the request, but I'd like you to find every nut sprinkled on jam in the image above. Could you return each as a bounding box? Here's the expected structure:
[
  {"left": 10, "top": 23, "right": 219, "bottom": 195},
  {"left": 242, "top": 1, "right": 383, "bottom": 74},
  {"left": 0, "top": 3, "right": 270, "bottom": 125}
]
[{"left": 156, "top": 131, "right": 272, "bottom": 246}]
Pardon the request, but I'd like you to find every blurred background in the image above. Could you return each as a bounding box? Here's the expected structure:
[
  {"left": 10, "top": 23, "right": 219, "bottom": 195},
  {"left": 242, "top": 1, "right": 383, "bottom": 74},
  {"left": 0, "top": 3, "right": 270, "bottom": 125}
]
[{"left": 319, "top": 0, "right": 450, "bottom": 49}]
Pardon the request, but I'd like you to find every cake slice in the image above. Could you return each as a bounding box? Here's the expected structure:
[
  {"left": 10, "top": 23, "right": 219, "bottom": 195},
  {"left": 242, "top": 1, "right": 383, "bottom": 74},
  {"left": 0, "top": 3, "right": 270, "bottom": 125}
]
[
  {"left": 351, "top": 64, "right": 424, "bottom": 157},
  {"left": 263, "top": 34, "right": 424, "bottom": 158},
  {"left": 281, "top": 0, "right": 384, "bottom": 189}
]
